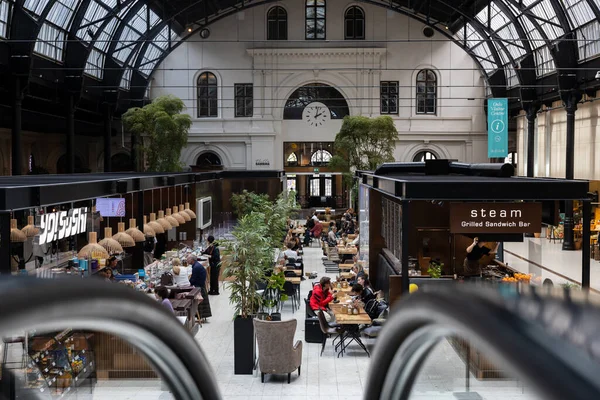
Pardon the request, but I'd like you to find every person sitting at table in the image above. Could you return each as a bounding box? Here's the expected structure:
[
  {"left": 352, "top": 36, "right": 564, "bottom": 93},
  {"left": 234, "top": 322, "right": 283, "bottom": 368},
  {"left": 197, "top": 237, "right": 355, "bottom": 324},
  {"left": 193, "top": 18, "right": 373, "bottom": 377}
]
[
  {"left": 327, "top": 226, "right": 338, "bottom": 247},
  {"left": 350, "top": 228, "right": 360, "bottom": 246},
  {"left": 283, "top": 241, "right": 299, "bottom": 260},
  {"left": 291, "top": 235, "right": 302, "bottom": 252},
  {"left": 310, "top": 276, "right": 336, "bottom": 322},
  {"left": 357, "top": 275, "right": 371, "bottom": 290},
  {"left": 304, "top": 219, "right": 323, "bottom": 246},
  {"left": 351, "top": 283, "right": 376, "bottom": 306},
  {"left": 155, "top": 286, "right": 175, "bottom": 314},
  {"left": 172, "top": 258, "right": 191, "bottom": 287},
  {"left": 349, "top": 263, "right": 365, "bottom": 285}
]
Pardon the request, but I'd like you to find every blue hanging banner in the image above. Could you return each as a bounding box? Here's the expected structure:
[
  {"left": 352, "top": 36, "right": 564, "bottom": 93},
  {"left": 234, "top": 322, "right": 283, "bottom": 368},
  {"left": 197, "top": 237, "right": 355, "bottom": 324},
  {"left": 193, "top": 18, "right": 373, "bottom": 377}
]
[{"left": 487, "top": 98, "right": 508, "bottom": 158}]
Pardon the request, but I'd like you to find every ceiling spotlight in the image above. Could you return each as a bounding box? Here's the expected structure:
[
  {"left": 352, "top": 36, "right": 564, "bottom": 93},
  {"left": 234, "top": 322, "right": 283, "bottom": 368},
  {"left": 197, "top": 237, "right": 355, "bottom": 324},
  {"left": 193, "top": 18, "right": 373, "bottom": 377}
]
[
  {"left": 187, "top": 26, "right": 193, "bottom": 33},
  {"left": 445, "top": 26, "right": 449, "bottom": 30}
]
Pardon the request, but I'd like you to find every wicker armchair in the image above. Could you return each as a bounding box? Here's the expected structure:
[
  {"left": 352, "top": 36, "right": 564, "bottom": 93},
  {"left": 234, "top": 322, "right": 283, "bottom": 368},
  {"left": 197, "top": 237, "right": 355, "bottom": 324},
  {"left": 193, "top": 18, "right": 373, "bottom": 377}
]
[{"left": 254, "top": 318, "right": 303, "bottom": 383}]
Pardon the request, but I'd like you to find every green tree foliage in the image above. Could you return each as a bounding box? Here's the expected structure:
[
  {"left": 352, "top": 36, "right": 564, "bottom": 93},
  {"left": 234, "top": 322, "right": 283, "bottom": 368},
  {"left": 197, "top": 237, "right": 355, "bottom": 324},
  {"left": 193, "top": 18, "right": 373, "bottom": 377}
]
[
  {"left": 122, "top": 95, "right": 192, "bottom": 172},
  {"left": 329, "top": 115, "right": 399, "bottom": 202},
  {"left": 230, "top": 190, "right": 270, "bottom": 218}
]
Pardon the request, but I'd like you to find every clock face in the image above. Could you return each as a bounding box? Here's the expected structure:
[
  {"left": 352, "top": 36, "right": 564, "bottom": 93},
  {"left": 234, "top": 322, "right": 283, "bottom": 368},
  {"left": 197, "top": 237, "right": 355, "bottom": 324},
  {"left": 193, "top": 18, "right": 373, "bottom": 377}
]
[{"left": 302, "top": 102, "right": 330, "bottom": 127}]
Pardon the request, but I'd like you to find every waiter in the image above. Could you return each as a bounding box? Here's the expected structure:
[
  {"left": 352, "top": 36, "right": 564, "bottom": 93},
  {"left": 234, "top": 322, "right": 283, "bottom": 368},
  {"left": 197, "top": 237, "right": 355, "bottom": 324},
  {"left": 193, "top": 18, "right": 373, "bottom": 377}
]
[
  {"left": 464, "top": 237, "right": 499, "bottom": 277},
  {"left": 203, "top": 235, "right": 221, "bottom": 295}
]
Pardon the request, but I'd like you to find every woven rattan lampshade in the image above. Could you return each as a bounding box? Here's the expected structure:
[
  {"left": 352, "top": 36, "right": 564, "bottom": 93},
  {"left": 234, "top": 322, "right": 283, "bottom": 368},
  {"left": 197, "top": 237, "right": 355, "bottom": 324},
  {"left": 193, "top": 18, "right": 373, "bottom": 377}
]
[
  {"left": 184, "top": 202, "right": 196, "bottom": 219},
  {"left": 10, "top": 219, "right": 26, "bottom": 243},
  {"left": 21, "top": 215, "right": 40, "bottom": 238},
  {"left": 143, "top": 216, "right": 156, "bottom": 237},
  {"left": 172, "top": 206, "right": 187, "bottom": 224},
  {"left": 78, "top": 232, "right": 109, "bottom": 259},
  {"left": 126, "top": 219, "right": 145, "bottom": 242},
  {"left": 148, "top": 213, "right": 164, "bottom": 234},
  {"left": 98, "top": 227, "right": 124, "bottom": 254},
  {"left": 165, "top": 208, "right": 179, "bottom": 227},
  {"left": 156, "top": 210, "right": 172, "bottom": 230},
  {"left": 113, "top": 222, "right": 135, "bottom": 247},
  {"left": 177, "top": 204, "right": 192, "bottom": 222}
]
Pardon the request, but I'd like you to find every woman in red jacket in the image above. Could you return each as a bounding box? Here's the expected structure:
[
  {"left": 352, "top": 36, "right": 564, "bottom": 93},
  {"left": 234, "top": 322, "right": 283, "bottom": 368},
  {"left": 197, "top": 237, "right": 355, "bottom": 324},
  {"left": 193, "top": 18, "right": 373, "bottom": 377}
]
[
  {"left": 304, "top": 220, "right": 323, "bottom": 246},
  {"left": 310, "top": 276, "right": 335, "bottom": 322}
]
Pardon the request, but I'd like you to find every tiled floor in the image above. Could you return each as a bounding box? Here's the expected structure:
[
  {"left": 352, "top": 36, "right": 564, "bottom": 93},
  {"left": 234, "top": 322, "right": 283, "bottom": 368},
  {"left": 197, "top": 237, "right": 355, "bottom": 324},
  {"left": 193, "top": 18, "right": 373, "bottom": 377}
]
[{"left": 5, "top": 245, "right": 547, "bottom": 399}]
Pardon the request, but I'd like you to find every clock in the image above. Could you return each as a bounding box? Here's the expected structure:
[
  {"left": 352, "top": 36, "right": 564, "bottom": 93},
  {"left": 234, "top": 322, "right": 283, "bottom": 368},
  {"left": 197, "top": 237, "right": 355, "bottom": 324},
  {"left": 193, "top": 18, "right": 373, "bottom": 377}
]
[{"left": 302, "top": 102, "right": 330, "bottom": 127}]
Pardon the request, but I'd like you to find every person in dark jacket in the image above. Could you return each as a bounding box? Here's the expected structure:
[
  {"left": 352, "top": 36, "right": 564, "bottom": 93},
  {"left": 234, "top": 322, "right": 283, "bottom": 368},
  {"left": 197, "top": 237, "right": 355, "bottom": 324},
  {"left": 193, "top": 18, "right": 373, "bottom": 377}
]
[
  {"left": 186, "top": 254, "right": 212, "bottom": 319},
  {"left": 203, "top": 235, "right": 221, "bottom": 295},
  {"left": 310, "top": 276, "right": 335, "bottom": 322}
]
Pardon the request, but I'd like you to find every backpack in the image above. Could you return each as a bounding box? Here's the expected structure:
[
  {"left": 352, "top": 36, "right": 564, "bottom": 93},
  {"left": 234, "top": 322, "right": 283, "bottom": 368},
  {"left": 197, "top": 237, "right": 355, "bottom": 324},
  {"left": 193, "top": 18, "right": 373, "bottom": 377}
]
[{"left": 365, "top": 298, "right": 388, "bottom": 320}]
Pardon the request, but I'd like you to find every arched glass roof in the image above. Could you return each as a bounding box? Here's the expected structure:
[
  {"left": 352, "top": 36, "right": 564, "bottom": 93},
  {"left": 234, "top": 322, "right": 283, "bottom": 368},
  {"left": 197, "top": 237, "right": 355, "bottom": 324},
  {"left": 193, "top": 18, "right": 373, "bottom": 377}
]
[{"left": 1, "top": 0, "right": 598, "bottom": 108}]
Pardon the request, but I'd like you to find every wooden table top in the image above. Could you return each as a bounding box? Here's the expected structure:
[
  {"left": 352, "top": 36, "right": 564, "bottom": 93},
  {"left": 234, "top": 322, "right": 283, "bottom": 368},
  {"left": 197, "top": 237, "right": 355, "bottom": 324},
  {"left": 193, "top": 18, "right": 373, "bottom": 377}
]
[
  {"left": 285, "top": 277, "right": 301, "bottom": 285},
  {"left": 337, "top": 247, "right": 358, "bottom": 255},
  {"left": 338, "top": 264, "right": 354, "bottom": 270},
  {"left": 330, "top": 303, "right": 372, "bottom": 325},
  {"left": 339, "top": 272, "right": 353, "bottom": 280},
  {"left": 292, "top": 228, "right": 306, "bottom": 235}
]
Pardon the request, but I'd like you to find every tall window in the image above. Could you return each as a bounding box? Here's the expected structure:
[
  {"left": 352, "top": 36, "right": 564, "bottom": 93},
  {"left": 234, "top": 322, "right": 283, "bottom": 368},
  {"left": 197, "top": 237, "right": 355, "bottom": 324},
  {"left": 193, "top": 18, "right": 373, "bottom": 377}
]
[
  {"left": 306, "top": 0, "right": 325, "bottom": 40},
  {"left": 380, "top": 81, "right": 398, "bottom": 114},
  {"left": 416, "top": 69, "right": 437, "bottom": 114},
  {"left": 267, "top": 6, "right": 287, "bottom": 40},
  {"left": 235, "top": 83, "right": 253, "bottom": 117},
  {"left": 344, "top": 6, "right": 365, "bottom": 40},
  {"left": 286, "top": 153, "right": 298, "bottom": 166},
  {"left": 197, "top": 72, "right": 218, "bottom": 118},
  {"left": 413, "top": 151, "right": 437, "bottom": 162}
]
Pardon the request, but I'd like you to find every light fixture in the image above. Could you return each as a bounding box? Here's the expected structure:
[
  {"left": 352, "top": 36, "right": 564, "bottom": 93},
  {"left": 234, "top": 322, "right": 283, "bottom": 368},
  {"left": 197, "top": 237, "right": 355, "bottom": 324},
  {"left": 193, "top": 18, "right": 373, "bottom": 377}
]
[
  {"left": 125, "top": 219, "right": 146, "bottom": 242},
  {"left": 143, "top": 216, "right": 156, "bottom": 237},
  {"left": 10, "top": 219, "right": 26, "bottom": 243},
  {"left": 99, "top": 227, "right": 124, "bottom": 254},
  {"left": 157, "top": 210, "right": 172, "bottom": 230},
  {"left": 149, "top": 213, "right": 166, "bottom": 233},
  {"left": 21, "top": 215, "right": 39, "bottom": 238},
  {"left": 172, "top": 206, "right": 187, "bottom": 224},
  {"left": 113, "top": 222, "right": 135, "bottom": 247},
  {"left": 165, "top": 208, "right": 179, "bottom": 227},
  {"left": 178, "top": 204, "right": 191, "bottom": 222},
  {"left": 184, "top": 202, "right": 196, "bottom": 219},
  {"left": 78, "top": 232, "right": 109, "bottom": 259}
]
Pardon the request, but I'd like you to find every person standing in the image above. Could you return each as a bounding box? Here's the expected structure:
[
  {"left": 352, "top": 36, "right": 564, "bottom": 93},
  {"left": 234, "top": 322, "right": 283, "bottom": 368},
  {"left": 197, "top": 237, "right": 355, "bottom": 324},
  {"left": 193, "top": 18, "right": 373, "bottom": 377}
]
[
  {"left": 187, "top": 254, "right": 212, "bottom": 319},
  {"left": 464, "top": 237, "right": 499, "bottom": 277},
  {"left": 203, "top": 235, "right": 221, "bottom": 295}
]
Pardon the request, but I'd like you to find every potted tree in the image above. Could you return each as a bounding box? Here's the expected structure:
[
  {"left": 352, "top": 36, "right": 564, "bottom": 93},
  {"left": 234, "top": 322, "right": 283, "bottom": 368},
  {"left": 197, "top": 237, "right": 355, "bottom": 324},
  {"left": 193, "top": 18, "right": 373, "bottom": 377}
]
[{"left": 222, "top": 212, "right": 274, "bottom": 375}]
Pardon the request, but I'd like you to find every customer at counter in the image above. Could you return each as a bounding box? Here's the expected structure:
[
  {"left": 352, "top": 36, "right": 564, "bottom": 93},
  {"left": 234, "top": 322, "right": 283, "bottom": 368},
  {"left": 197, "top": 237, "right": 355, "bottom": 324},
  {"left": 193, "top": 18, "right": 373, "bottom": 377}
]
[
  {"left": 188, "top": 255, "right": 207, "bottom": 289},
  {"left": 172, "top": 258, "right": 191, "bottom": 287},
  {"left": 155, "top": 286, "right": 175, "bottom": 314},
  {"left": 202, "top": 236, "right": 221, "bottom": 295},
  {"left": 464, "top": 237, "right": 499, "bottom": 277}
]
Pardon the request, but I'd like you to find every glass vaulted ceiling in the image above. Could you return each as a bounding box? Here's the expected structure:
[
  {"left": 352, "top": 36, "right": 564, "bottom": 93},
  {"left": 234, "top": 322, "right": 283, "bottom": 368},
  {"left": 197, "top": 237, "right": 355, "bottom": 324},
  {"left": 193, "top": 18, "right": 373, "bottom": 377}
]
[{"left": 2, "top": 0, "right": 598, "bottom": 93}]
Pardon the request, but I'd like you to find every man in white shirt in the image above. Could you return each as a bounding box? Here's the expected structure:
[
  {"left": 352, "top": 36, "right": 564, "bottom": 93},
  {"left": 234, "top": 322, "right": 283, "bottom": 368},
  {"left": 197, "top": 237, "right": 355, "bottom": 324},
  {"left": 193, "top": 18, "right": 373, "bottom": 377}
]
[
  {"left": 351, "top": 228, "right": 360, "bottom": 246},
  {"left": 283, "top": 241, "right": 298, "bottom": 260},
  {"left": 311, "top": 212, "right": 320, "bottom": 223}
]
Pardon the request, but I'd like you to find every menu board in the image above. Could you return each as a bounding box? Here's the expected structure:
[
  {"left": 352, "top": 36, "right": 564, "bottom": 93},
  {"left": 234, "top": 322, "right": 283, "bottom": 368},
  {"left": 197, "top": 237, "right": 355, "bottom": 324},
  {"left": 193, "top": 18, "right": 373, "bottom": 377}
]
[
  {"left": 381, "top": 197, "right": 403, "bottom": 262},
  {"left": 96, "top": 198, "right": 126, "bottom": 217}
]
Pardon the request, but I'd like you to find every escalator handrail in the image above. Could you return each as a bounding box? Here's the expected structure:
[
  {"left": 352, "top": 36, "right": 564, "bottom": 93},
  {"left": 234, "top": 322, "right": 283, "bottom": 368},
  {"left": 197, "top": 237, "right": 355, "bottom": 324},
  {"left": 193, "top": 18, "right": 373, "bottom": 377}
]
[
  {"left": 0, "top": 278, "right": 222, "bottom": 400},
  {"left": 364, "top": 284, "right": 600, "bottom": 400}
]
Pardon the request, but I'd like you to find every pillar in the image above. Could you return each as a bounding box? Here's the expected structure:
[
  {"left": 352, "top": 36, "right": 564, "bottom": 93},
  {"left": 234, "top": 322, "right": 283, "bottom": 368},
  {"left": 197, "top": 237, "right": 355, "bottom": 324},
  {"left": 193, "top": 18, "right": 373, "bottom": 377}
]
[
  {"left": 104, "top": 106, "right": 112, "bottom": 172},
  {"left": 525, "top": 105, "right": 539, "bottom": 178},
  {"left": 66, "top": 95, "right": 75, "bottom": 174},
  {"left": 12, "top": 80, "right": 22, "bottom": 176},
  {"left": 562, "top": 93, "right": 581, "bottom": 251},
  {"left": 582, "top": 199, "right": 591, "bottom": 289},
  {"left": 0, "top": 212, "right": 11, "bottom": 274}
]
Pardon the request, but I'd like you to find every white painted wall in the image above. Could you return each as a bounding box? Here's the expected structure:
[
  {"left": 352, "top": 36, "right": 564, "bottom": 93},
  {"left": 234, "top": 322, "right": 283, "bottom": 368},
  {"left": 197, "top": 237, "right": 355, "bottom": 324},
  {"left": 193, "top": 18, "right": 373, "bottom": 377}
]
[
  {"left": 516, "top": 93, "right": 600, "bottom": 180},
  {"left": 151, "top": 0, "right": 488, "bottom": 170}
]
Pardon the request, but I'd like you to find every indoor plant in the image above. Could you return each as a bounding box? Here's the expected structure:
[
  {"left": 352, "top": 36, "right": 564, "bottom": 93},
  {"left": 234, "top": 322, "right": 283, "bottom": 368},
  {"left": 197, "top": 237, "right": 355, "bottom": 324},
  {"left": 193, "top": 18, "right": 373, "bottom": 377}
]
[
  {"left": 222, "top": 211, "right": 273, "bottom": 374},
  {"left": 427, "top": 260, "right": 443, "bottom": 279}
]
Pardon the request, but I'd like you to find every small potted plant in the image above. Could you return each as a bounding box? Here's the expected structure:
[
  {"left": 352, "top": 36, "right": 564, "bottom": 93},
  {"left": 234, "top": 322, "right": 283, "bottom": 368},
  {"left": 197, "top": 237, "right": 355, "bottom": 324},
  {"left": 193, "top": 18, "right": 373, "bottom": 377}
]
[{"left": 427, "top": 260, "right": 443, "bottom": 279}]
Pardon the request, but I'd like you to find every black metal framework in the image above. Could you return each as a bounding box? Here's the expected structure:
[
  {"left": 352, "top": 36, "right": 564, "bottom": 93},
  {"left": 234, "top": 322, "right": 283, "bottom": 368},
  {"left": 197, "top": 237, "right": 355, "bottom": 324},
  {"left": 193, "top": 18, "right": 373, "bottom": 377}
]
[
  {"left": 380, "top": 81, "right": 398, "bottom": 115},
  {"left": 267, "top": 6, "right": 287, "bottom": 40},
  {"left": 196, "top": 152, "right": 222, "bottom": 167},
  {"left": 283, "top": 84, "right": 349, "bottom": 120},
  {"left": 197, "top": 71, "right": 218, "bottom": 118},
  {"left": 344, "top": 6, "right": 365, "bottom": 40},
  {"left": 305, "top": 0, "right": 325, "bottom": 40},
  {"left": 234, "top": 83, "right": 253, "bottom": 117},
  {"left": 416, "top": 69, "right": 437, "bottom": 115}
]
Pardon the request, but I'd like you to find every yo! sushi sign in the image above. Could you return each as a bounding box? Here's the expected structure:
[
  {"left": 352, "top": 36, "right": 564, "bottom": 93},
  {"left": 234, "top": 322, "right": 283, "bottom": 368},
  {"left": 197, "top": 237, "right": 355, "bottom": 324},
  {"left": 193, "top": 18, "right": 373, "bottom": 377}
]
[{"left": 39, "top": 207, "right": 88, "bottom": 245}]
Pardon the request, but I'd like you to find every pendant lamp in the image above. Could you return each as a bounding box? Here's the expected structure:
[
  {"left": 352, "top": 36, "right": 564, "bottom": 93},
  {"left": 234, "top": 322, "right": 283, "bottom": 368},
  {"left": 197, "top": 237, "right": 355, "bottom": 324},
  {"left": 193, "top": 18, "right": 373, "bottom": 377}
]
[
  {"left": 177, "top": 204, "right": 191, "bottom": 222},
  {"left": 184, "top": 202, "right": 196, "bottom": 219},
  {"left": 156, "top": 210, "right": 172, "bottom": 230},
  {"left": 125, "top": 218, "right": 145, "bottom": 242},
  {"left": 143, "top": 216, "right": 156, "bottom": 237},
  {"left": 172, "top": 206, "right": 187, "bottom": 224},
  {"left": 21, "top": 216, "right": 40, "bottom": 238},
  {"left": 99, "top": 227, "right": 124, "bottom": 254},
  {"left": 148, "top": 213, "right": 165, "bottom": 234},
  {"left": 113, "top": 222, "right": 135, "bottom": 247},
  {"left": 78, "top": 232, "right": 109, "bottom": 259},
  {"left": 165, "top": 208, "right": 179, "bottom": 227},
  {"left": 10, "top": 219, "right": 26, "bottom": 243}
]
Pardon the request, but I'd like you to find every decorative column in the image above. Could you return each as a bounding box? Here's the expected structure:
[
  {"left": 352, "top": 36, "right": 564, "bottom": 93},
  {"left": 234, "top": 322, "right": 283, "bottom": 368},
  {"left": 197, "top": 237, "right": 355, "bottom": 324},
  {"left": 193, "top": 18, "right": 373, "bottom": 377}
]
[
  {"left": 104, "top": 106, "right": 112, "bottom": 172},
  {"left": 525, "top": 104, "right": 539, "bottom": 177},
  {"left": 562, "top": 92, "right": 582, "bottom": 251},
  {"left": 12, "top": 79, "right": 23, "bottom": 175},
  {"left": 66, "top": 95, "right": 75, "bottom": 174}
]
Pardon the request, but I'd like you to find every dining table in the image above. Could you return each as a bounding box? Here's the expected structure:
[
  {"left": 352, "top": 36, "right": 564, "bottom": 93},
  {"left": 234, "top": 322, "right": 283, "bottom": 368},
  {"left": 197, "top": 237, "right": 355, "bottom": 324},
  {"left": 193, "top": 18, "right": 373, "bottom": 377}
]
[
  {"left": 330, "top": 299, "right": 372, "bottom": 357},
  {"left": 338, "top": 264, "right": 354, "bottom": 271}
]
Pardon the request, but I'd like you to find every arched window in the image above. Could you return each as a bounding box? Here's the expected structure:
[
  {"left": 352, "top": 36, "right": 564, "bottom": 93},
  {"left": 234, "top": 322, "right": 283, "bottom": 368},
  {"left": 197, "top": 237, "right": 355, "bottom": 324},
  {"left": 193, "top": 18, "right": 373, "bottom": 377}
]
[
  {"left": 416, "top": 69, "right": 437, "bottom": 114},
  {"left": 196, "top": 152, "right": 222, "bottom": 168},
  {"left": 310, "top": 149, "right": 332, "bottom": 165},
  {"left": 267, "top": 7, "right": 287, "bottom": 40},
  {"left": 197, "top": 72, "right": 218, "bottom": 118},
  {"left": 284, "top": 83, "right": 349, "bottom": 120},
  {"left": 344, "top": 6, "right": 364, "bottom": 40},
  {"left": 413, "top": 151, "right": 437, "bottom": 162},
  {"left": 286, "top": 152, "right": 298, "bottom": 166},
  {"left": 306, "top": 0, "right": 325, "bottom": 40}
]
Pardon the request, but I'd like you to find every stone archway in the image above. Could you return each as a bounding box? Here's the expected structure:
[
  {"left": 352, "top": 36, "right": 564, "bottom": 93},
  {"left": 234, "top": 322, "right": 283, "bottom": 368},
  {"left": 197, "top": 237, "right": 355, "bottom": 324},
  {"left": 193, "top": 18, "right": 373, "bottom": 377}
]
[{"left": 195, "top": 151, "right": 223, "bottom": 171}]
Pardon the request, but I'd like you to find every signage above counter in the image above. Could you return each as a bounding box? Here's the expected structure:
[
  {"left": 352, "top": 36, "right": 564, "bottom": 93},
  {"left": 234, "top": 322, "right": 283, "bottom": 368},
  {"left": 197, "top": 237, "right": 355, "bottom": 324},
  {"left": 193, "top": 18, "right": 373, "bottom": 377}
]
[
  {"left": 39, "top": 207, "right": 88, "bottom": 245},
  {"left": 450, "top": 203, "right": 542, "bottom": 234}
]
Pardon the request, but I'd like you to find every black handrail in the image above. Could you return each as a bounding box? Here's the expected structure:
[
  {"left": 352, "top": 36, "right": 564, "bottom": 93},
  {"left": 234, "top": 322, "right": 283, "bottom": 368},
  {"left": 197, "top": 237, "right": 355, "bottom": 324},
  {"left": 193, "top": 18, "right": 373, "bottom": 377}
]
[
  {"left": 0, "top": 278, "right": 222, "bottom": 400},
  {"left": 364, "top": 284, "right": 600, "bottom": 400}
]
